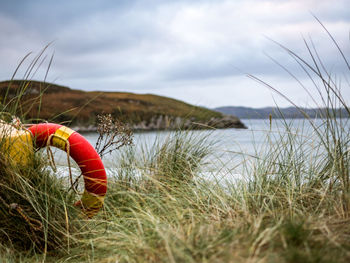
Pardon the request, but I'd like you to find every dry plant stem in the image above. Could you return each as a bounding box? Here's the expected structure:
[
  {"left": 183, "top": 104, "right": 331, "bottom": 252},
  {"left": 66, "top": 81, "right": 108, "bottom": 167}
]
[{"left": 95, "top": 113, "right": 133, "bottom": 158}]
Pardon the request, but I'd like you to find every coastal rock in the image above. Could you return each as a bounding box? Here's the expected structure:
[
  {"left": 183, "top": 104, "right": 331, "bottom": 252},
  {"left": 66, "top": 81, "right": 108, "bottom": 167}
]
[
  {"left": 73, "top": 114, "right": 246, "bottom": 132},
  {"left": 207, "top": 115, "right": 247, "bottom": 129}
]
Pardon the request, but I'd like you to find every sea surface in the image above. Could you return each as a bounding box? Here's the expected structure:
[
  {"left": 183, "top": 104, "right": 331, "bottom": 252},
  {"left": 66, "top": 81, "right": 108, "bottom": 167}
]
[{"left": 49, "top": 118, "right": 350, "bottom": 182}]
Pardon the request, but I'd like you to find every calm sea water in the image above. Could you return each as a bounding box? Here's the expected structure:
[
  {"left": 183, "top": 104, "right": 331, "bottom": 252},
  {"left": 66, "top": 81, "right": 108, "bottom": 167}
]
[{"left": 50, "top": 118, "right": 350, "bottom": 181}]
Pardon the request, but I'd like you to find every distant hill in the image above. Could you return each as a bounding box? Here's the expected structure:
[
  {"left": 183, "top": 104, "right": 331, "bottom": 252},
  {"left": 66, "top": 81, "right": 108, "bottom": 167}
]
[
  {"left": 215, "top": 106, "right": 349, "bottom": 119},
  {"left": 0, "top": 80, "right": 246, "bottom": 130}
]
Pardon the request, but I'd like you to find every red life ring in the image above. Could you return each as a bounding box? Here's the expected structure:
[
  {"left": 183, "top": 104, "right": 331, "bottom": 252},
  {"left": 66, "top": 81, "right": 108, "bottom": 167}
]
[{"left": 28, "top": 123, "right": 107, "bottom": 218}]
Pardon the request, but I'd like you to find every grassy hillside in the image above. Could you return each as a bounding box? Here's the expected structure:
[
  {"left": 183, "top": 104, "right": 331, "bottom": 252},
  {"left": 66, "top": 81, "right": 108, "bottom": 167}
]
[{"left": 0, "top": 80, "right": 227, "bottom": 127}]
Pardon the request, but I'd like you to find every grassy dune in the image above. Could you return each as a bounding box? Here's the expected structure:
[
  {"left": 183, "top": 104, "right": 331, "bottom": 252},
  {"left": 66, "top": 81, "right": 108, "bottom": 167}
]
[{"left": 1, "top": 121, "right": 350, "bottom": 263}]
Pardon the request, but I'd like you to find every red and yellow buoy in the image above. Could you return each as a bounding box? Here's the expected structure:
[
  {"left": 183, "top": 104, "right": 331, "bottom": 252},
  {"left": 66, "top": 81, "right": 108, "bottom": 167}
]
[{"left": 28, "top": 123, "right": 107, "bottom": 218}]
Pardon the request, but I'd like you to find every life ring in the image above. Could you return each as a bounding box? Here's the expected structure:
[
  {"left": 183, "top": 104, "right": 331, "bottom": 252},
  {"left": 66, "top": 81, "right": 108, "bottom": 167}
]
[{"left": 28, "top": 123, "right": 107, "bottom": 218}]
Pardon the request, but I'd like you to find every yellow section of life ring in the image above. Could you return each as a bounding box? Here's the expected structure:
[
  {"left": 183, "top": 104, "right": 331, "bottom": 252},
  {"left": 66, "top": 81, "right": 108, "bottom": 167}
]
[
  {"left": 0, "top": 122, "right": 33, "bottom": 166},
  {"left": 51, "top": 126, "right": 75, "bottom": 151},
  {"left": 79, "top": 190, "right": 105, "bottom": 218}
]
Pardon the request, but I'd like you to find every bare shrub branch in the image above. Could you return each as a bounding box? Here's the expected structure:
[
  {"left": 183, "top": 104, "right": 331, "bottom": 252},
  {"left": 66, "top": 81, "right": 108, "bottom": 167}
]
[{"left": 95, "top": 114, "right": 133, "bottom": 158}]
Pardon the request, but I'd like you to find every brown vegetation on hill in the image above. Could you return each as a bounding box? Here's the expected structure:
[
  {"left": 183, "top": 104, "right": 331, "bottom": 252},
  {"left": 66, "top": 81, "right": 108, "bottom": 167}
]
[{"left": 0, "top": 80, "right": 245, "bottom": 130}]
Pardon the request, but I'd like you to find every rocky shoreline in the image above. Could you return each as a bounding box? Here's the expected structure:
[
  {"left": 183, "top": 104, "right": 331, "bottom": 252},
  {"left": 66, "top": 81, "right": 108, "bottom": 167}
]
[{"left": 72, "top": 114, "right": 247, "bottom": 132}]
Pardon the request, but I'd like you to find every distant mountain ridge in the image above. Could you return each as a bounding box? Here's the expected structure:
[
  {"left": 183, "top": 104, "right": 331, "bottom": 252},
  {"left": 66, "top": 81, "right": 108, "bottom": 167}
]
[{"left": 215, "top": 106, "right": 349, "bottom": 119}]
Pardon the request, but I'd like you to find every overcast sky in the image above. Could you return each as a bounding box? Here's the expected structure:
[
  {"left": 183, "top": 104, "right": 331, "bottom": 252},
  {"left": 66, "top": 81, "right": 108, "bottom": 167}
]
[{"left": 0, "top": 0, "right": 349, "bottom": 108}]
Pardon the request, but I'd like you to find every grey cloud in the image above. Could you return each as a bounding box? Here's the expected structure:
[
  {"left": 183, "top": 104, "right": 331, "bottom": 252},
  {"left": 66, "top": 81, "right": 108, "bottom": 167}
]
[{"left": 0, "top": 0, "right": 349, "bottom": 108}]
